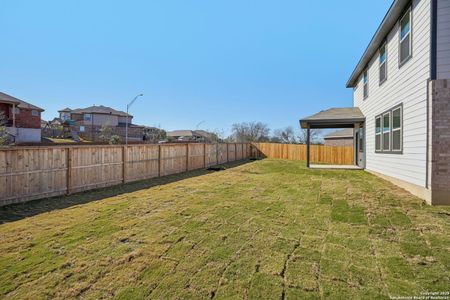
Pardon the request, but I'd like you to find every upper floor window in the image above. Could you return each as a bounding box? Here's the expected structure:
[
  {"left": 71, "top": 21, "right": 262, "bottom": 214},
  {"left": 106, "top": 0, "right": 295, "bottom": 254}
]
[
  {"left": 84, "top": 113, "right": 92, "bottom": 122},
  {"left": 379, "top": 44, "right": 387, "bottom": 84},
  {"left": 399, "top": 9, "right": 412, "bottom": 65},
  {"left": 31, "top": 110, "right": 39, "bottom": 117},
  {"left": 61, "top": 112, "right": 70, "bottom": 121},
  {"left": 363, "top": 71, "right": 369, "bottom": 99}
]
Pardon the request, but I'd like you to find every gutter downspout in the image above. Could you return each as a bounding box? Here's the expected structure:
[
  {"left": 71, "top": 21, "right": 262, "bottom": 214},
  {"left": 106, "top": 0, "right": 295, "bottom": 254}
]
[{"left": 426, "top": 0, "right": 438, "bottom": 190}]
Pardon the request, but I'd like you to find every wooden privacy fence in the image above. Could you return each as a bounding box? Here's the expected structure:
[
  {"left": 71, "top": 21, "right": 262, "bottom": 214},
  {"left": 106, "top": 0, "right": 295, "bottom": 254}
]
[
  {"left": 0, "top": 143, "right": 250, "bottom": 206},
  {"left": 252, "top": 143, "right": 354, "bottom": 165}
]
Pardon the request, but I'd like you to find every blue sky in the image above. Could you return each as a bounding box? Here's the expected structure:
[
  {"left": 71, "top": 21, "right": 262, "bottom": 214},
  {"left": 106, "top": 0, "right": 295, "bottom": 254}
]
[{"left": 1, "top": 0, "right": 391, "bottom": 136}]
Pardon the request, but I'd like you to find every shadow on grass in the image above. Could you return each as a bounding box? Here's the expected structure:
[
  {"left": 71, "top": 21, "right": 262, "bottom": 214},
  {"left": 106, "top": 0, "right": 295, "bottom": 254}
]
[{"left": 0, "top": 160, "right": 251, "bottom": 224}]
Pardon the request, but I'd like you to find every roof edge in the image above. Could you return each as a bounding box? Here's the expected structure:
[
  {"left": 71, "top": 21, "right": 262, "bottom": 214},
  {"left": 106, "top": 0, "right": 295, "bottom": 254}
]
[{"left": 346, "top": 0, "right": 411, "bottom": 88}]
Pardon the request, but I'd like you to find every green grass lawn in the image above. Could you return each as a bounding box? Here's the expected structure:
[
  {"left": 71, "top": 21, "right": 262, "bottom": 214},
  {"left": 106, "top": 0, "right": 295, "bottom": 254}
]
[{"left": 0, "top": 159, "right": 449, "bottom": 299}]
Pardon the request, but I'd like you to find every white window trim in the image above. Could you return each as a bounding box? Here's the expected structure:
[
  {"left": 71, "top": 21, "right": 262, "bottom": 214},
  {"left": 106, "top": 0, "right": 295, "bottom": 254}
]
[
  {"left": 379, "top": 44, "right": 387, "bottom": 85},
  {"left": 399, "top": 8, "right": 412, "bottom": 66},
  {"left": 382, "top": 112, "right": 391, "bottom": 152},
  {"left": 392, "top": 106, "right": 403, "bottom": 152},
  {"left": 375, "top": 116, "right": 382, "bottom": 151},
  {"left": 84, "top": 113, "right": 92, "bottom": 121},
  {"left": 363, "top": 71, "right": 369, "bottom": 99},
  {"left": 375, "top": 104, "right": 403, "bottom": 154}
]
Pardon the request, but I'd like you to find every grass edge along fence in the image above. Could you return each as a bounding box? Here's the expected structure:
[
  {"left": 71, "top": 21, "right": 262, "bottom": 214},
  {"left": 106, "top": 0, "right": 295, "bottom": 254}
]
[
  {"left": 0, "top": 143, "right": 250, "bottom": 206},
  {"left": 252, "top": 143, "right": 354, "bottom": 165}
]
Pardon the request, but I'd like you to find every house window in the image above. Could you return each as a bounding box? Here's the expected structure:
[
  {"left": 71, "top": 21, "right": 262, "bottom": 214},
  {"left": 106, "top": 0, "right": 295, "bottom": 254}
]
[
  {"left": 31, "top": 110, "right": 39, "bottom": 116},
  {"left": 379, "top": 44, "right": 387, "bottom": 84},
  {"left": 382, "top": 112, "right": 391, "bottom": 151},
  {"left": 392, "top": 107, "right": 402, "bottom": 151},
  {"left": 12, "top": 107, "right": 20, "bottom": 115},
  {"left": 376, "top": 104, "right": 403, "bottom": 153},
  {"left": 84, "top": 114, "right": 92, "bottom": 122},
  {"left": 375, "top": 117, "right": 382, "bottom": 151},
  {"left": 399, "top": 9, "right": 412, "bottom": 65},
  {"left": 363, "top": 71, "right": 369, "bottom": 99},
  {"left": 61, "top": 112, "right": 70, "bottom": 121}
]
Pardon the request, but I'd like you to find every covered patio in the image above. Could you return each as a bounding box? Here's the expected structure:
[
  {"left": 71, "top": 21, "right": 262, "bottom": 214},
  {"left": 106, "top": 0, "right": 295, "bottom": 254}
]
[{"left": 300, "top": 107, "right": 366, "bottom": 170}]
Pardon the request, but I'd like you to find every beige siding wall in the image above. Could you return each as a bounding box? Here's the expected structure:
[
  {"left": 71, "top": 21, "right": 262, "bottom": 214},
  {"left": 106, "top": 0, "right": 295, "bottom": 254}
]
[
  {"left": 82, "top": 114, "right": 119, "bottom": 126},
  {"left": 324, "top": 139, "right": 354, "bottom": 147},
  {"left": 353, "top": 0, "right": 431, "bottom": 188},
  {"left": 118, "top": 116, "right": 131, "bottom": 124},
  {"left": 437, "top": 0, "right": 450, "bottom": 79}
]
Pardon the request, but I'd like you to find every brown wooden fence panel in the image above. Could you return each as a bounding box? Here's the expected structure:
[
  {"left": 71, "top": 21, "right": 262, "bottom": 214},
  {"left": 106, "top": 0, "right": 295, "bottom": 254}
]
[
  {"left": 205, "top": 144, "right": 217, "bottom": 167},
  {"left": 252, "top": 143, "right": 353, "bottom": 165},
  {"left": 125, "top": 145, "right": 159, "bottom": 182},
  {"left": 70, "top": 146, "right": 123, "bottom": 193},
  {"left": 0, "top": 143, "right": 250, "bottom": 206},
  {"left": 188, "top": 144, "right": 205, "bottom": 171},
  {"left": 0, "top": 148, "right": 67, "bottom": 204},
  {"left": 218, "top": 144, "right": 228, "bottom": 164},
  {"left": 228, "top": 144, "right": 236, "bottom": 162},
  {"left": 236, "top": 144, "right": 243, "bottom": 161},
  {"left": 160, "top": 144, "right": 187, "bottom": 176}
]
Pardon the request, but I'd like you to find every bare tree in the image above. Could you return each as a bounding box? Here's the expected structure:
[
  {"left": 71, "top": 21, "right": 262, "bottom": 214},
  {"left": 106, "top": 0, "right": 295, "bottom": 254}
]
[
  {"left": 297, "top": 129, "right": 323, "bottom": 145},
  {"left": 231, "top": 122, "right": 270, "bottom": 142},
  {"left": 207, "top": 129, "right": 225, "bottom": 143},
  {"left": 0, "top": 111, "right": 10, "bottom": 145},
  {"left": 99, "top": 124, "right": 120, "bottom": 145},
  {"left": 273, "top": 126, "right": 297, "bottom": 144}
]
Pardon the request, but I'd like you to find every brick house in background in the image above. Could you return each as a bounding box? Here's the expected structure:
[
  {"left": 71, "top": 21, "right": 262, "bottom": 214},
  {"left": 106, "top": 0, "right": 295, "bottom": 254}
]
[
  {"left": 0, "top": 91, "right": 44, "bottom": 143},
  {"left": 323, "top": 129, "right": 354, "bottom": 147},
  {"left": 57, "top": 105, "right": 148, "bottom": 141}
]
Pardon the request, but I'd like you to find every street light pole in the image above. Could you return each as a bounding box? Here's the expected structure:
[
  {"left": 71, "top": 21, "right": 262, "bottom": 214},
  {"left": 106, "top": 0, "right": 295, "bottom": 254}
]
[{"left": 126, "top": 93, "right": 143, "bottom": 145}]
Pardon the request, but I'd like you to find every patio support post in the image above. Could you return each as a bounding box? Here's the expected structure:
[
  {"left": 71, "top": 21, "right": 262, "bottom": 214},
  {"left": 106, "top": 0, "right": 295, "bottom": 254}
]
[{"left": 306, "top": 125, "right": 311, "bottom": 168}]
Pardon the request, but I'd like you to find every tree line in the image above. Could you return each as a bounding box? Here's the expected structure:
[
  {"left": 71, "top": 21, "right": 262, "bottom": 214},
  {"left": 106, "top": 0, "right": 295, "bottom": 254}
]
[{"left": 227, "top": 122, "right": 323, "bottom": 144}]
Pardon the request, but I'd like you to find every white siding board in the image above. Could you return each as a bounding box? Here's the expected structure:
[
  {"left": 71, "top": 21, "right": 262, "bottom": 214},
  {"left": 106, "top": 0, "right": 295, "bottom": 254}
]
[
  {"left": 437, "top": 0, "right": 450, "bottom": 78},
  {"left": 354, "top": 0, "right": 431, "bottom": 188}
]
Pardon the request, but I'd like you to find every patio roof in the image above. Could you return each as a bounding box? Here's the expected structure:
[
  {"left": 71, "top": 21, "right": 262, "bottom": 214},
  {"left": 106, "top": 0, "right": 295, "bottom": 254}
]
[{"left": 300, "top": 107, "right": 365, "bottom": 129}]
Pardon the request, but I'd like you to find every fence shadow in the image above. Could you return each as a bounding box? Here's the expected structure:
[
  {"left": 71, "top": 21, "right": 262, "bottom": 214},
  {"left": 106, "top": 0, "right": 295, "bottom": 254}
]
[{"left": 0, "top": 160, "right": 251, "bottom": 224}]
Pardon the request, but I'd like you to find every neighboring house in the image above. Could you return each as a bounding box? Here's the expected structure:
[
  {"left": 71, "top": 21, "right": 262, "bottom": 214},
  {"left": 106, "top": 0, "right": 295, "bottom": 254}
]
[
  {"left": 58, "top": 105, "right": 133, "bottom": 127},
  {"left": 0, "top": 91, "right": 44, "bottom": 143},
  {"left": 167, "top": 130, "right": 217, "bottom": 142},
  {"left": 324, "top": 129, "right": 354, "bottom": 147},
  {"left": 301, "top": 0, "right": 450, "bottom": 205},
  {"left": 57, "top": 105, "right": 145, "bottom": 141}
]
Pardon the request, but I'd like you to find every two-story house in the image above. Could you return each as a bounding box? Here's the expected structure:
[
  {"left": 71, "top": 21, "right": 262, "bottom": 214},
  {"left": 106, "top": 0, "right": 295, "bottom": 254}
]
[
  {"left": 59, "top": 105, "right": 133, "bottom": 126},
  {"left": 58, "top": 105, "right": 145, "bottom": 141},
  {"left": 301, "top": 0, "right": 450, "bottom": 205},
  {"left": 0, "top": 91, "right": 44, "bottom": 143}
]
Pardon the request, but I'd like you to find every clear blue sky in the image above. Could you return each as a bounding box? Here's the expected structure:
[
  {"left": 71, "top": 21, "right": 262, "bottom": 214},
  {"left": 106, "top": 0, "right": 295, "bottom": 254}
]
[{"left": 1, "top": 0, "right": 391, "bottom": 136}]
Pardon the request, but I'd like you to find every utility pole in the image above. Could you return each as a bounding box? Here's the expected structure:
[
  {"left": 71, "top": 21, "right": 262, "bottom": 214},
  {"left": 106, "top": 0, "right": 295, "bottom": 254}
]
[{"left": 126, "top": 94, "right": 143, "bottom": 145}]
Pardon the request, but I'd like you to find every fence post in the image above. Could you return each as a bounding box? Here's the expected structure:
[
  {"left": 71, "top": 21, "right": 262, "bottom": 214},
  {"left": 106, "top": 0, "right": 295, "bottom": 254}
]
[
  {"left": 226, "top": 143, "right": 229, "bottom": 162},
  {"left": 66, "top": 147, "right": 72, "bottom": 195},
  {"left": 235, "top": 143, "right": 237, "bottom": 161},
  {"left": 122, "top": 145, "right": 127, "bottom": 183},
  {"left": 158, "top": 144, "right": 162, "bottom": 177},
  {"left": 186, "top": 143, "right": 190, "bottom": 171}
]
